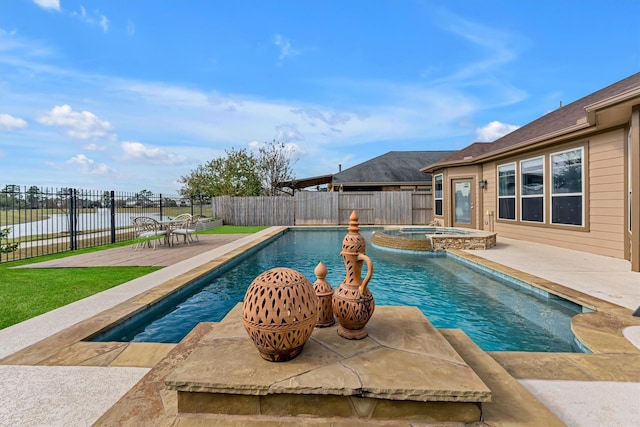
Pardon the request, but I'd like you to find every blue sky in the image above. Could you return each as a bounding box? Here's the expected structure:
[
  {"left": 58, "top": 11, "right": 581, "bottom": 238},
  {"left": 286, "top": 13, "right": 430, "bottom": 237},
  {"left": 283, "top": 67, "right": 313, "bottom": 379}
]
[{"left": 1, "top": 0, "right": 639, "bottom": 194}]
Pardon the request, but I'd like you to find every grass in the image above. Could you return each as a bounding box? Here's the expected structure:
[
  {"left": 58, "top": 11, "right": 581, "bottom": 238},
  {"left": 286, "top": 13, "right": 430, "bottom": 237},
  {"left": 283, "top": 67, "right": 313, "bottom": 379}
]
[
  {"left": 0, "top": 265, "right": 160, "bottom": 329},
  {"left": 0, "top": 225, "right": 267, "bottom": 330},
  {"left": 199, "top": 225, "right": 268, "bottom": 234}
]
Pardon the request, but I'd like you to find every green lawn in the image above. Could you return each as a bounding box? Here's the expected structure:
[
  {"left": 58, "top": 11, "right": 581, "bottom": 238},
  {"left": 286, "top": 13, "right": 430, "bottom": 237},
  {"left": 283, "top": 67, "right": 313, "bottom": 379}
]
[
  {"left": 198, "top": 225, "right": 268, "bottom": 234},
  {"left": 0, "top": 225, "right": 268, "bottom": 330}
]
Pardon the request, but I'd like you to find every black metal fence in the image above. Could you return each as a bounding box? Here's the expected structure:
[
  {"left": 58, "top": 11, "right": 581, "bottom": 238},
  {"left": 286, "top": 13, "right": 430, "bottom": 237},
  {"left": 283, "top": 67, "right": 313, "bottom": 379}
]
[{"left": 0, "top": 186, "right": 212, "bottom": 263}]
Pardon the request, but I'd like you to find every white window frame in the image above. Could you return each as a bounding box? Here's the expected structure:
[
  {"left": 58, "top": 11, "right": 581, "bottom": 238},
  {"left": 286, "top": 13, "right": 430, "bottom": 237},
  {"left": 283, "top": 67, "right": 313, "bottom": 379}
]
[
  {"left": 520, "top": 156, "right": 545, "bottom": 223},
  {"left": 550, "top": 147, "right": 584, "bottom": 226},
  {"left": 497, "top": 162, "right": 517, "bottom": 220},
  {"left": 434, "top": 174, "right": 443, "bottom": 216}
]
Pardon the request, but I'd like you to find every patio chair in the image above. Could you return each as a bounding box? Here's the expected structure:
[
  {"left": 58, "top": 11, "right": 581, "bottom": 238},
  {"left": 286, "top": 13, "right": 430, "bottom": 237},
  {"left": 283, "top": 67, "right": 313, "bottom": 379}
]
[
  {"left": 131, "top": 216, "right": 168, "bottom": 250},
  {"left": 170, "top": 213, "right": 199, "bottom": 245}
]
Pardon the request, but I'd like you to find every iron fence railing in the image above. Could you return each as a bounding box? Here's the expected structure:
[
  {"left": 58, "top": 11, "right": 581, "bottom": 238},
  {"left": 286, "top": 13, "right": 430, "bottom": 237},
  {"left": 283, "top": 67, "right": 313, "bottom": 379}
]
[{"left": 0, "top": 186, "right": 211, "bottom": 263}]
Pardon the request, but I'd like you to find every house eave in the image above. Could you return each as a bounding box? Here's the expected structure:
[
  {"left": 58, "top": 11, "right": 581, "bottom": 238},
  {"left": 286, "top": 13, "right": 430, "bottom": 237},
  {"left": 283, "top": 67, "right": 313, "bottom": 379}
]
[
  {"left": 585, "top": 86, "right": 640, "bottom": 125},
  {"left": 421, "top": 121, "right": 593, "bottom": 172}
]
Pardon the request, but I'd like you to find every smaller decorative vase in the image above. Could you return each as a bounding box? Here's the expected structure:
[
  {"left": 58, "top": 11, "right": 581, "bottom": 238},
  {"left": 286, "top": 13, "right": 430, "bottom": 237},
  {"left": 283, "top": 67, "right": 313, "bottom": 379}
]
[
  {"left": 242, "top": 267, "right": 318, "bottom": 362},
  {"left": 312, "top": 262, "right": 335, "bottom": 327}
]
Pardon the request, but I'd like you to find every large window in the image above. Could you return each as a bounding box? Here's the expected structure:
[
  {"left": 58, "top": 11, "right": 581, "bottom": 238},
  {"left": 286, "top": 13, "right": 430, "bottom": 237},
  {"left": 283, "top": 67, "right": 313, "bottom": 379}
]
[
  {"left": 498, "top": 163, "right": 516, "bottom": 220},
  {"left": 434, "top": 174, "right": 443, "bottom": 216},
  {"left": 520, "top": 157, "right": 544, "bottom": 222},
  {"left": 551, "top": 148, "right": 583, "bottom": 226}
]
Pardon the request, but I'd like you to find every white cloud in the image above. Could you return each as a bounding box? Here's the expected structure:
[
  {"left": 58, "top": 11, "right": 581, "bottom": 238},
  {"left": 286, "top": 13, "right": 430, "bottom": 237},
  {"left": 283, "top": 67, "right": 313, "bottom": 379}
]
[
  {"left": 121, "top": 141, "right": 187, "bottom": 164},
  {"left": 0, "top": 114, "right": 28, "bottom": 130},
  {"left": 72, "top": 6, "right": 109, "bottom": 32},
  {"left": 476, "top": 121, "right": 520, "bottom": 141},
  {"left": 249, "top": 140, "right": 301, "bottom": 153},
  {"left": 290, "top": 108, "right": 354, "bottom": 127},
  {"left": 83, "top": 143, "right": 106, "bottom": 151},
  {"left": 274, "top": 34, "right": 299, "bottom": 60},
  {"left": 100, "top": 15, "right": 109, "bottom": 32},
  {"left": 67, "top": 154, "right": 111, "bottom": 174},
  {"left": 33, "top": 0, "right": 60, "bottom": 11},
  {"left": 38, "top": 105, "right": 115, "bottom": 140},
  {"left": 274, "top": 124, "right": 304, "bottom": 143},
  {"left": 127, "top": 20, "right": 135, "bottom": 36}
]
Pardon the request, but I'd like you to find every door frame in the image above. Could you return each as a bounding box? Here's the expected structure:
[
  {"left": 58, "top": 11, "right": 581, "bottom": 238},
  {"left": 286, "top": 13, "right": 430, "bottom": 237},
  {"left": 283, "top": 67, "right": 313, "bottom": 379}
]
[{"left": 451, "top": 178, "right": 476, "bottom": 229}]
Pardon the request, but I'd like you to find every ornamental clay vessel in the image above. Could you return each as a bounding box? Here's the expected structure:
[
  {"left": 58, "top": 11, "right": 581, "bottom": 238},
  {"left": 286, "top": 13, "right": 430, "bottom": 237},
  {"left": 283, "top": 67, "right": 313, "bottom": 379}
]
[
  {"left": 312, "top": 262, "right": 335, "bottom": 327},
  {"left": 242, "top": 267, "right": 318, "bottom": 362},
  {"left": 332, "top": 211, "right": 375, "bottom": 339}
]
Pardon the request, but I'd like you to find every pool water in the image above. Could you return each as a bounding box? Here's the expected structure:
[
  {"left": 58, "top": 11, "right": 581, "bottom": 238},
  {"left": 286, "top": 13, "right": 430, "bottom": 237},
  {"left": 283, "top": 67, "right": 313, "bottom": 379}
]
[{"left": 93, "top": 229, "right": 584, "bottom": 352}]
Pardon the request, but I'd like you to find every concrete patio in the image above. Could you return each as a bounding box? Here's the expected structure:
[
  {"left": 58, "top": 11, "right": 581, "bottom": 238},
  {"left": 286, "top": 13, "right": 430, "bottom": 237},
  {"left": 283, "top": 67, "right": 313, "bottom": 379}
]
[{"left": 0, "top": 229, "right": 639, "bottom": 426}]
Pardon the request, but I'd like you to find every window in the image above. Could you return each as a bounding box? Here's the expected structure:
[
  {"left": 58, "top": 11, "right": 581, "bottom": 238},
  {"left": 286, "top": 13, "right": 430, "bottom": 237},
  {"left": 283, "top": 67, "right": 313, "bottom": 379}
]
[
  {"left": 498, "top": 163, "right": 516, "bottom": 220},
  {"left": 434, "top": 174, "right": 443, "bottom": 216},
  {"left": 551, "top": 148, "right": 583, "bottom": 226},
  {"left": 520, "top": 157, "right": 544, "bottom": 222}
]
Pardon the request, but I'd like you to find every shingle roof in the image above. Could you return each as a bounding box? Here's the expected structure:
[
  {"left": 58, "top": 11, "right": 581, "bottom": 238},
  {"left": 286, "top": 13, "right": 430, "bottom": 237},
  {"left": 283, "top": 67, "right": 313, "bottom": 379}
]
[
  {"left": 422, "top": 72, "right": 640, "bottom": 170},
  {"left": 333, "top": 151, "right": 456, "bottom": 184}
]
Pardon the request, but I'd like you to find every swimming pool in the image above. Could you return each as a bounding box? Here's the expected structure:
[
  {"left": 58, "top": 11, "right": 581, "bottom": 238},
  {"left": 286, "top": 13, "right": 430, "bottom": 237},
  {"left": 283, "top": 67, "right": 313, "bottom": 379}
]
[{"left": 92, "top": 229, "right": 584, "bottom": 352}]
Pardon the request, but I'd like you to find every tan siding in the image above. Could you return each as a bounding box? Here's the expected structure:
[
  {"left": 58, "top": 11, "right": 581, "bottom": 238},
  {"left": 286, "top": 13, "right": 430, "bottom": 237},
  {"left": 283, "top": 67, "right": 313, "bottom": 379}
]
[
  {"left": 590, "top": 199, "right": 625, "bottom": 209},
  {"left": 590, "top": 214, "right": 625, "bottom": 226},
  {"left": 488, "top": 130, "right": 627, "bottom": 259}
]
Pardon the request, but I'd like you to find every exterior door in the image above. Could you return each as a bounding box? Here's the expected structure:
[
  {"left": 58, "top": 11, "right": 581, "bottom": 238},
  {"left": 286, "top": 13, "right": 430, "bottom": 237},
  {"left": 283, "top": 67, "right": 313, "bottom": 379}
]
[{"left": 452, "top": 179, "right": 475, "bottom": 228}]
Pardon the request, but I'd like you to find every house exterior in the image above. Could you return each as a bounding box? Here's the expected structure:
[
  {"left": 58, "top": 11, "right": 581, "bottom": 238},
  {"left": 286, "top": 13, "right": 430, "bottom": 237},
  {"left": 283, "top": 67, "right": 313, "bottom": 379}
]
[
  {"left": 330, "top": 151, "right": 456, "bottom": 192},
  {"left": 421, "top": 72, "right": 640, "bottom": 271}
]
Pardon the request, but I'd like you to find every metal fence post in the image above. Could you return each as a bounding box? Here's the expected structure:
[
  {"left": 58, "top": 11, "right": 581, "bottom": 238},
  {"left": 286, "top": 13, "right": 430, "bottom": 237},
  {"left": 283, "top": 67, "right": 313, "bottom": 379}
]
[
  {"left": 69, "top": 188, "right": 77, "bottom": 250},
  {"left": 159, "top": 193, "right": 163, "bottom": 220},
  {"left": 110, "top": 190, "right": 116, "bottom": 244}
]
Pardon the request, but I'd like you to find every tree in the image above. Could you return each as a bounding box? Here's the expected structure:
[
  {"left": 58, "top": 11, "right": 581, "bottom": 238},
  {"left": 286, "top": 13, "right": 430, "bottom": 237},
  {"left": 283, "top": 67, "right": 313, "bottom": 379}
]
[
  {"left": 25, "top": 186, "right": 42, "bottom": 209},
  {"left": 0, "top": 185, "right": 21, "bottom": 209},
  {"left": 179, "top": 147, "right": 262, "bottom": 198},
  {"left": 0, "top": 227, "right": 18, "bottom": 254},
  {"left": 256, "top": 140, "right": 297, "bottom": 196}
]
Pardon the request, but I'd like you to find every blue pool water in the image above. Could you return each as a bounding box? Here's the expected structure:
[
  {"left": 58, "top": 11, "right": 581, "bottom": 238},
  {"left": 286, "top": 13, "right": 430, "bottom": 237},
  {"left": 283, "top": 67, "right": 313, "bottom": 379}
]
[{"left": 93, "top": 229, "right": 584, "bottom": 352}]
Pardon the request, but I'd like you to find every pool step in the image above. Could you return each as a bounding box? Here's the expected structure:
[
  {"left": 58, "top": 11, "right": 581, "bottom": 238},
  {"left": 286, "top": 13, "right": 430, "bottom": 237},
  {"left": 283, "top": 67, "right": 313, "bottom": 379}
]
[
  {"left": 163, "top": 304, "right": 491, "bottom": 424},
  {"left": 440, "top": 329, "right": 566, "bottom": 426}
]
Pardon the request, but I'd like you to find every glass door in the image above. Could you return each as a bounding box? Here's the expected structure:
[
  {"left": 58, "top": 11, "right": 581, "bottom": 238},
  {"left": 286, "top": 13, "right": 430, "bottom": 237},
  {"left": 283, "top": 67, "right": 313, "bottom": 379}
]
[{"left": 452, "top": 179, "right": 475, "bottom": 228}]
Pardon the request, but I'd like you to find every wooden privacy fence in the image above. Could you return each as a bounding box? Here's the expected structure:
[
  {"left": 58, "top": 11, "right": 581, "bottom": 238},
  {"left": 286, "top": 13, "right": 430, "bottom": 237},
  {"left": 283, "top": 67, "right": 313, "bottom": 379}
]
[{"left": 212, "top": 192, "right": 433, "bottom": 226}]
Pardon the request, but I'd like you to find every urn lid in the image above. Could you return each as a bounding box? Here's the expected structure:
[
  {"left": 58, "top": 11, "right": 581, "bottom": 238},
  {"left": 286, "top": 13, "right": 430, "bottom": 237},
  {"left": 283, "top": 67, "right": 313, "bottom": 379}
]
[
  {"left": 342, "top": 210, "right": 366, "bottom": 255},
  {"left": 312, "top": 262, "right": 333, "bottom": 294}
]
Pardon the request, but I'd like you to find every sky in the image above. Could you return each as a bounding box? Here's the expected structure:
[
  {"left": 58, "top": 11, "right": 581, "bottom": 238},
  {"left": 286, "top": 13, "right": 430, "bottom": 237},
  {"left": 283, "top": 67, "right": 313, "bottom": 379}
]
[{"left": 1, "top": 1, "right": 639, "bottom": 194}]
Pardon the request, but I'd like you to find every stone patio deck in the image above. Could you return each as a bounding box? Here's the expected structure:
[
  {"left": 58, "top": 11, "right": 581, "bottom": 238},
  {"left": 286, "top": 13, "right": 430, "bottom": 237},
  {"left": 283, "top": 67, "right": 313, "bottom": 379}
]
[{"left": 1, "top": 230, "right": 639, "bottom": 426}]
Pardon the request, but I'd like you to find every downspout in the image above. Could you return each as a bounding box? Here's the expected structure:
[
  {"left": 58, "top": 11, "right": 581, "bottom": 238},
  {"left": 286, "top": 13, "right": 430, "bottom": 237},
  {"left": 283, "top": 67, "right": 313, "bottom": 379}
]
[{"left": 632, "top": 106, "right": 640, "bottom": 272}]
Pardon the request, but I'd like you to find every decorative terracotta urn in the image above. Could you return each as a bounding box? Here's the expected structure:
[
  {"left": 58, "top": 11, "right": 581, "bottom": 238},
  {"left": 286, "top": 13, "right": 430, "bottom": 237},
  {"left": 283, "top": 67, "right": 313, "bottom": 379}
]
[
  {"left": 312, "top": 262, "right": 335, "bottom": 327},
  {"left": 332, "top": 211, "right": 375, "bottom": 339},
  {"left": 242, "top": 268, "right": 318, "bottom": 362}
]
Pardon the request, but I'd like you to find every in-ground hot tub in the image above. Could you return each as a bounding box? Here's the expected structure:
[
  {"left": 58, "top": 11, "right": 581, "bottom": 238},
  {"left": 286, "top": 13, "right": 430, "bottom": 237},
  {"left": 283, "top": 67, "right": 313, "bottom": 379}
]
[{"left": 371, "top": 227, "right": 496, "bottom": 251}]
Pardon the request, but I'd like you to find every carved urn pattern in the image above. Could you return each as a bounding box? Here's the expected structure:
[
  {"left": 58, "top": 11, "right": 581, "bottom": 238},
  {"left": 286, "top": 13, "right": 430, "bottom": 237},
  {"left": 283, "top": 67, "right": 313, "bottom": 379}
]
[
  {"left": 332, "top": 211, "right": 375, "bottom": 339},
  {"left": 242, "top": 267, "right": 318, "bottom": 362},
  {"left": 312, "top": 262, "right": 335, "bottom": 327}
]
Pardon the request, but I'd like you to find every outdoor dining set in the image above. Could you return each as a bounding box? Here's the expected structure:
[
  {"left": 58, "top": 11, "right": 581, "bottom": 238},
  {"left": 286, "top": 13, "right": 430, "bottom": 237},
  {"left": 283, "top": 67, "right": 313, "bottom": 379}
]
[{"left": 130, "top": 213, "right": 200, "bottom": 250}]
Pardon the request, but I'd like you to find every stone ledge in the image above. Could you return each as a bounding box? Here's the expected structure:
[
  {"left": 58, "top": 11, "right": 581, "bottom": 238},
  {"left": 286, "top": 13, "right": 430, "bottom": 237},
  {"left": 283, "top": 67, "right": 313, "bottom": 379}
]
[{"left": 165, "top": 304, "right": 490, "bottom": 423}]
